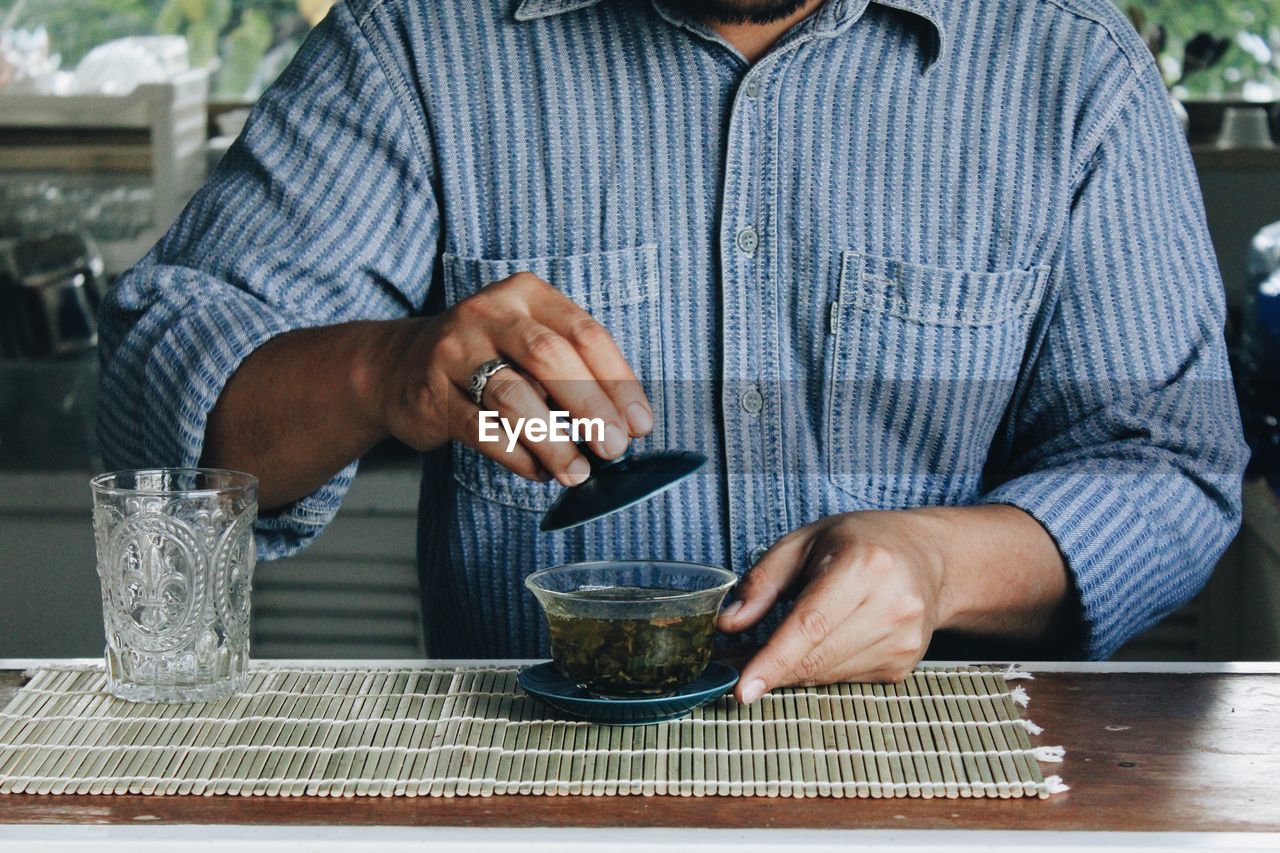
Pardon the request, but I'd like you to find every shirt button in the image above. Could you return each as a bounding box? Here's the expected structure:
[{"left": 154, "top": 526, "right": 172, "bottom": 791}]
[
  {"left": 736, "top": 226, "right": 759, "bottom": 255},
  {"left": 743, "top": 76, "right": 762, "bottom": 98},
  {"left": 740, "top": 387, "right": 764, "bottom": 414},
  {"left": 749, "top": 544, "right": 769, "bottom": 565}
]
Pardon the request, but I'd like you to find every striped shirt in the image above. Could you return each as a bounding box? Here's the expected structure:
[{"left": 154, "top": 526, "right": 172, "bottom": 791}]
[{"left": 98, "top": 0, "right": 1248, "bottom": 660}]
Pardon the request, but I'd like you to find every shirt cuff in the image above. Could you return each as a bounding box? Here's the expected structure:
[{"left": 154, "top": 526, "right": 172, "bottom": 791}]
[
  {"left": 977, "top": 462, "right": 1219, "bottom": 661},
  {"left": 141, "top": 287, "right": 356, "bottom": 561}
]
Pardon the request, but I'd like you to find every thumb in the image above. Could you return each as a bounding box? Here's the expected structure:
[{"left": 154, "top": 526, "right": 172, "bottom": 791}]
[{"left": 717, "top": 527, "right": 814, "bottom": 633}]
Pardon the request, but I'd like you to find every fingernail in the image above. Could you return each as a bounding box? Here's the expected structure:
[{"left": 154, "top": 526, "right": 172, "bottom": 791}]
[
  {"left": 626, "top": 402, "right": 653, "bottom": 435},
  {"left": 720, "top": 600, "right": 743, "bottom": 621},
  {"left": 564, "top": 455, "right": 591, "bottom": 486},
  {"left": 740, "top": 678, "right": 767, "bottom": 705},
  {"left": 602, "top": 423, "right": 629, "bottom": 458}
]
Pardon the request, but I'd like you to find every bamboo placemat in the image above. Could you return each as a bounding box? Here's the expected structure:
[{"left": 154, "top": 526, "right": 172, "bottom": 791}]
[{"left": 0, "top": 663, "right": 1066, "bottom": 798}]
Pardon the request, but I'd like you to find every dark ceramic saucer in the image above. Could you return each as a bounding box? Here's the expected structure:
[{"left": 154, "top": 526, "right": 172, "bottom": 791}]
[{"left": 517, "top": 661, "right": 738, "bottom": 725}]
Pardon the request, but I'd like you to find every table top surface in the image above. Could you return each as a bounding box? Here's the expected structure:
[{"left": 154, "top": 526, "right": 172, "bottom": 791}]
[{"left": 1, "top": 660, "right": 1278, "bottom": 834}]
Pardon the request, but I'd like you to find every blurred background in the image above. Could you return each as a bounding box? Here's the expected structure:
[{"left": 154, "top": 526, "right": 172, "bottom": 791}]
[
  {"left": 13, "top": 0, "right": 328, "bottom": 100},
  {"left": 0, "top": 0, "right": 1277, "bottom": 661}
]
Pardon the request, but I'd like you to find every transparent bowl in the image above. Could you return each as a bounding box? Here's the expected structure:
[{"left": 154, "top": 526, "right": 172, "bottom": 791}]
[{"left": 525, "top": 560, "right": 737, "bottom": 698}]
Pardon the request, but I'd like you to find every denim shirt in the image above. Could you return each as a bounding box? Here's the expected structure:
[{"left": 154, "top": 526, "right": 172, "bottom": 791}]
[{"left": 98, "top": 0, "right": 1248, "bottom": 660}]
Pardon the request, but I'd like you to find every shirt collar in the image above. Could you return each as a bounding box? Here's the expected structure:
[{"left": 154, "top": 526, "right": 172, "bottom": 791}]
[
  {"left": 513, "top": 0, "right": 946, "bottom": 67},
  {"left": 514, "top": 0, "right": 608, "bottom": 20}
]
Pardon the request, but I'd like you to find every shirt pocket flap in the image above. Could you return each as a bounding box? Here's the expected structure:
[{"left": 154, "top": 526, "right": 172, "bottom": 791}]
[
  {"left": 842, "top": 251, "right": 1049, "bottom": 327},
  {"left": 443, "top": 243, "right": 659, "bottom": 311}
]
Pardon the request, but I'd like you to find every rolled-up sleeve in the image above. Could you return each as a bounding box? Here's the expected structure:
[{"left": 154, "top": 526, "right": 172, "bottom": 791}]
[
  {"left": 97, "top": 0, "right": 439, "bottom": 559},
  {"left": 979, "top": 61, "right": 1250, "bottom": 659}
]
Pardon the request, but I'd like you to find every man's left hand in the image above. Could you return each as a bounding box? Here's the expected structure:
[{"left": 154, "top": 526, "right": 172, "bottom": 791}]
[{"left": 716, "top": 510, "right": 950, "bottom": 704}]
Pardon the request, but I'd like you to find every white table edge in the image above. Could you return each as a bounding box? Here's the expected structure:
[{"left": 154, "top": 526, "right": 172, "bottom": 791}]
[
  {"left": 3, "top": 659, "right": 1279, "bottom": 674},
  {"left": 0, "top": 826, "right": 1277, "bottom": 852}
]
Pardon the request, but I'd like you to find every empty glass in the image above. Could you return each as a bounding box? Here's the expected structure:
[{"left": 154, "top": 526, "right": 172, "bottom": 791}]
[{"left": 90, "top": 469, "right": 257, "bottom": 703}]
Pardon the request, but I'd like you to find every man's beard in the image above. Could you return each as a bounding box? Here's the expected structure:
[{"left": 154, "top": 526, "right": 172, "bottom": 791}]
[{"left": 665, "top": 0, "right": 816, "bottom": 25}]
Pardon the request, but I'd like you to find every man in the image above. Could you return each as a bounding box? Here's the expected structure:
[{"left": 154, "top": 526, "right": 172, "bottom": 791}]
[{"left": 98, "top": 0, "right": 1247, "bottom": 704}]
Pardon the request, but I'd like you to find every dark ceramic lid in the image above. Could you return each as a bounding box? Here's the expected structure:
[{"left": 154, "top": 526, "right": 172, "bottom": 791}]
[{"left": 540, "top": 447, "right": 706, "bottom": 532}]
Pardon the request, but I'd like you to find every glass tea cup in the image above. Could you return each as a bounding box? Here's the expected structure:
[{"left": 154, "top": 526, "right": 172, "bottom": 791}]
[
  {"left": 525, "top": 560, "right": 737, "bottom": 698},
  {"left": 90, "top": 468, "right": 257, "bottom": 703}
]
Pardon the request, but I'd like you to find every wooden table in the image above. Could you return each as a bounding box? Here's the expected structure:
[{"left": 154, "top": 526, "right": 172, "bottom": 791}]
[{"left": 1, "top": 660, "right": 1278, "bottom": 851}]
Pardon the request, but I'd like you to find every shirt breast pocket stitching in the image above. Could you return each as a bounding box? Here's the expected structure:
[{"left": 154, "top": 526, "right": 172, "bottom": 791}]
[
  {"left": 442, "top": 243, "right": 659, "bottom": 307},
  {"left": 842, "top": 252, "right": 1049, "bottom": 328}
]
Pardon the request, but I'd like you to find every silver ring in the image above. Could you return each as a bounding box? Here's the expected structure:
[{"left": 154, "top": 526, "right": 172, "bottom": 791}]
[{"left": 467, "top": 358, "right": 512, "bottom": 406}]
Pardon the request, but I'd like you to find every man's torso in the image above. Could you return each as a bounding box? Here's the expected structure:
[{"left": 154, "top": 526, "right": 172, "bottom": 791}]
[{"left": 349, "top": 0, "right": 1143, "bottom": 654}]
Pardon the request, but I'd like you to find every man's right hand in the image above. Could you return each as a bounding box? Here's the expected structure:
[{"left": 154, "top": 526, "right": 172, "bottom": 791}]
[{"left": 367, "top": 272, "right": 654, "bottom": 487}]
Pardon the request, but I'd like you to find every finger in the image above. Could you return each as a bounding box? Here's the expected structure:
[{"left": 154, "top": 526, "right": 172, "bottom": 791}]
[
  {"left": 443, "top": 383, "right": 546, "bottom": 482},
  {"left": 812, "top": 631, "right": 926, "bottom": 685},
  {"left": 736, "top": 542, "right": 873, "bottom": 704},
  {"left": 773, "top": 620, "right": 900, "bottom": 688},
  {"left": 503, "top": 317, "right": 632, "bottom": 460},
  {"left": 530, "top": 295, "right": 654, "bottom": 437},
  {"left": 479, "top": 369, "right": 592, "bottom": 486},
  {"left": 524, "top": 374, "right": 549, "bottom": 401},
  {"left": 434, "top": 293, "right": 629, "bottom": 462},
  {"left": 716, "top": 526, "right": 816, "bottom": 634}
]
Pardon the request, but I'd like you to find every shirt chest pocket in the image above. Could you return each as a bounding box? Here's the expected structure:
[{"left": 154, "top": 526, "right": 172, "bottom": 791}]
[
  {"left": 826, "top": 251, "right": 1049, "bottom": 508},
  {"left": 441, "top": 243, "right": 664, "bottom": 512}
]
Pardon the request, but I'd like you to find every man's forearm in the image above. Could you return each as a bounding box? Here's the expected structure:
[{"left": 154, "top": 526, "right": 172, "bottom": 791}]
[
  {"left": 201, "top": 320, "right": 396, "bottom": 510},
  {"left": 201, "top": 271, "right": 658, "bottom": 512},
  {"left": 915, "top": 504, "right": 1073, "bottom": 642}
]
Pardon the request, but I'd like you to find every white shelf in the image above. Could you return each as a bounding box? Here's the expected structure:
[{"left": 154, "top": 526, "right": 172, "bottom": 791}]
[
  {"left": 0, "top": 69, "right": 210, "bottom": 272},
  {"left": 0, "top": 69, "right": 207, "bottom": 130}
]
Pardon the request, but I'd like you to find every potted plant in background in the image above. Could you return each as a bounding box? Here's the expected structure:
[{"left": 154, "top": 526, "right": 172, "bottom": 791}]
[
  {"left": 1125, "top": 1, "right": 1280, "bottom": 146},
  {"left": 19, "top": 0, "right": 327, "bottom": 102}
]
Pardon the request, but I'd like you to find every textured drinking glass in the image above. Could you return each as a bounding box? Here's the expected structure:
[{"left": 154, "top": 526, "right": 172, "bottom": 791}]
[{"left": 90, "top": 468, "right": 257, "bottom": 703}]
